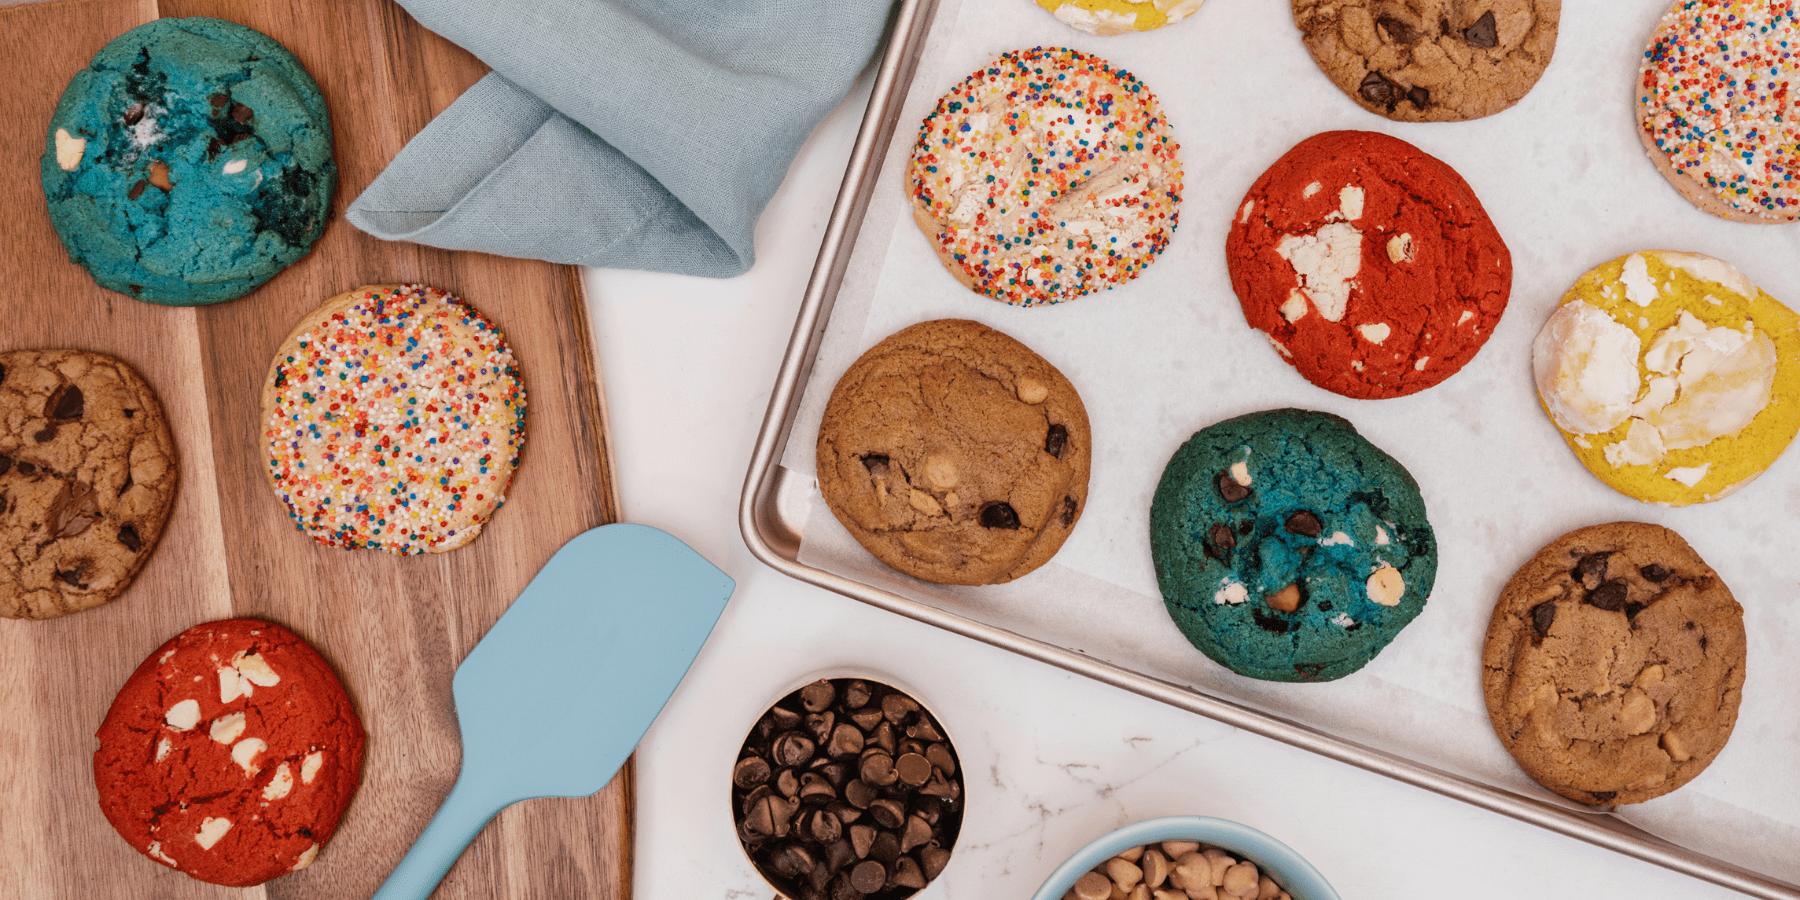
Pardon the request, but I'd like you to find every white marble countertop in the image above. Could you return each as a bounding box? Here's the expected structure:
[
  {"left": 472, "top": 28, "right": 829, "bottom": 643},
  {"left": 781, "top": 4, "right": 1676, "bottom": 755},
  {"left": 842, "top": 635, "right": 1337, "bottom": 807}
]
[{"left": 583, "top": 61, "right": 1752, "bottom": 900}]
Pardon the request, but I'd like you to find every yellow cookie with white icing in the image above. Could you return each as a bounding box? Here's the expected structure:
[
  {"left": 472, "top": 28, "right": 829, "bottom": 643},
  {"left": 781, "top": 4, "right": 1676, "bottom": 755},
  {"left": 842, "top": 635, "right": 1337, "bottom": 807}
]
[
  {"left": 1034, "top": 0, "right": 1204, "bottom": 35},
  {"left": 1532, "top": 250, "right": 1800, "bottom": 505}
]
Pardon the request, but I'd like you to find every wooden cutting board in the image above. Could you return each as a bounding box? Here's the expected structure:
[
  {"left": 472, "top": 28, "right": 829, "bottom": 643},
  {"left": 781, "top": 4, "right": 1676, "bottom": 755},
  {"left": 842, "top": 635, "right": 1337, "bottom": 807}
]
[{"left": 0, "top": 1, "right": 630, "bottom": 898}]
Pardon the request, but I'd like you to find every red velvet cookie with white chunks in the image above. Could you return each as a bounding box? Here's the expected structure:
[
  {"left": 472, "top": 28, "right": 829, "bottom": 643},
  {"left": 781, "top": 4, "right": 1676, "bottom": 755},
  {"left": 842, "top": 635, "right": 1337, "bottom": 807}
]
[
  {"left": 907, "top": 47, "right": 1182, "bottom": 307},
  {"left": 1227, "top": 130, "right": 1511, "bottom": 399},
  {"left": 94, "top": 618, "right": 364, "bottom": 886}
]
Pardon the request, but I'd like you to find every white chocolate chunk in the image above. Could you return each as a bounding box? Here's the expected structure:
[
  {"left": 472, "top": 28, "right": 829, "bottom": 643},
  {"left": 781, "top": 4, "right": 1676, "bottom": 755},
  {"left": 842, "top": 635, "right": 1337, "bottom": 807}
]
[
  {"left": 219, "top": 666, "right": 246, "bottom": 703},
  {"left": 290, "top": 842, "right": 320, "bottom": 872},
  {"left": 54, "top": 128, "right": 86, "bottom": 171},
  {"left": 1666, "top": 464, "right": 1710, "bottom": 486},
  {"left": 147, "top": 840, "right": 178, "bottom": 867},
  {"left": 210, "top": 712, "right": 246, "bottom": 745},
  {"left": 1238, "top": 199, "right": 1254, "bottom": 224},
  {"left": 1414, "top": 356, "right": 1430, "bottom": 371},
  {"left": 156, "top": 738, "right": 171, "bottom": 762},
  {"left": 1278, "top": 291, "right": 1309, "bottom": 323},
  {"left": 1275, "top": 222, "right": 1362, "bottom": 322},
  {"left": 235, "top": 652, "right": 281, "bottom": 687},
  {"left": 1302, "top": 181, "right": 1321, "bottom": 199},
  {"left": 231, "top": 737, "right": 267, "bottom": 774},
  {"left": 1533, "top": 300, "right": 1642, "bottom": 434},
  {"left": 1357, "top": 323, "right": 1391, "bottom": 344},
  {"left": 222, "top": 158, "right": 248, "bottom": 175},
  {"left": 264, "top": 762, "right": 294, "bottom": 800},
  {"left": 1621, "top": 253, "right": 1658, "bottom": 306},
  {"left": 1366, "top": 566, "right": 1405, "bottom": 606},
  {"left": 1229, "top": 461, "right": 1251, "bottom": 486},
  {"left": 195, "top": 817, "right": 232, "bottom": 850},
  {"left": 1214, "top": 582, "right": 1248, "bottom": 605},
  {"left": 301, "top": 751, "right": 324, "bottom": 784},
  {"left": 165, "top": 699, "right": 201, "bottom": 731}
]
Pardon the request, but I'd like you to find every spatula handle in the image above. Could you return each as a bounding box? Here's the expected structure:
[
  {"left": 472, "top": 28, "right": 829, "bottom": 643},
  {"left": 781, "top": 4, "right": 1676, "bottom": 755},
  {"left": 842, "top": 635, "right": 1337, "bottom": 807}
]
[{"left": 371, "top": 772, "right": 508, "bottom": 900}]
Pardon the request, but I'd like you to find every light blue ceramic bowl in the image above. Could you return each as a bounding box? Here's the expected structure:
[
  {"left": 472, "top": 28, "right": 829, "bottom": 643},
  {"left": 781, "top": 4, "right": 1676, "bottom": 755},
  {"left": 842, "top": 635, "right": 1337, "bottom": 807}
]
[{"left": 1029, "top": 816, "right": 1341, "bottom": 900}]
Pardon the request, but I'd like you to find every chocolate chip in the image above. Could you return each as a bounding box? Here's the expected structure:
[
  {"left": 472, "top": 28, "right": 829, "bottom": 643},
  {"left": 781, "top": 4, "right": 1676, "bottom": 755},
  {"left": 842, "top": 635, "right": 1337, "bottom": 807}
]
[
  {"left": 1060, "top": 496, "right": 1077, "bottom": 527},
  {"left": 1530, "top": 600, "right": 1556, "bottom": 637},
  {"left": 978, "top": 501, "right": 1019, "bottom": 529},
  {"left": 56, "top": 565, "right": 88, "bottom": 588},
  {"left": 827, "top": 723, "right": 864, "bottom": 759},
  {"left": 1359, "top": 71, "right": 1397, "bottom": 107},
  {"left": 801, "top": 680, "right": 836, "bottom": 712},
  {"left": 1640, "top": 564, "right": 1672, "bottom": 582},
  {"left": 50, "top": 384, "right": 82, "bottom": 420},
  {"left": 807, "top": 808, "right": 843, "bottom": 844},
  {"left": 1214, "top": 472, "right": 1250, "bottom": 503},
  {"left": 1463, "top": 10, "right": 1498, "bottom": 48},
  {"left": 230, "top": 103, "right": 254, "bottom": 123},
  {"left": 849, "top": 860, "right": 886, "bottom": 894},
  {"left": 34, "top": 427, "right": 55, "bottom": 443},
  {"left": 843, "top": 680, "right": 871, "bottom": 708},
  {"left": 128, "top": 179, "right": 147, "bottom": 201},
  {"left": 777, "top": 768, "right": 801, "bottom": 798},
  {"left": 868, "top": 799, "right": 906, "bottom": 829},
  {"left": 844, "top": 778, "right": 876, "bottom": 809},
  {"left": 1407, "top": 85, "right": 1431, "bottom": 108},
  {"left": 895, "top": 753, "right": 931, "bottom": 787},
  {"left": 1284, "top": 510, "right": 1322, "bottom": 537},
  {"left": 1573, "top": 552, "right": 1611, "bottom": 588},
  {"left": 1207, "top": 523, "right": 1236, "bottom": 554},
  {"left": 1585, "top": 580, "right": 1628, "bottom": 612},
  {"left": 1377, "top": 15, "right": 1420, "bottom": 42},
  {"left": 773, "top": 732, "right": 816, "bottom": 767},
  {"left": 861, "top": 454, "right": 888, "bottom": 476},
  {"left": 1045, "top": 423, "right": 1068, "bottom": 458},
  {"left": 209, "top": 93, "right": 229, "bottom": 108},
  {"left": 735, "top": 756, "right": 772, "bottom": 790},
  {"left": 920, "top": 845, "right": 952, "bottom": 880},
  {"left": 891, "top": 855, "right": 927, "bottom": 889},
  {"left": 15, "top": 461, "right": 35, "bottom": 477},
  {"left": 0, "top": 454, "right": 11, "bottom": 477},
  {"left": 924, "top": 743, "right": 955, "bottom": 776}
]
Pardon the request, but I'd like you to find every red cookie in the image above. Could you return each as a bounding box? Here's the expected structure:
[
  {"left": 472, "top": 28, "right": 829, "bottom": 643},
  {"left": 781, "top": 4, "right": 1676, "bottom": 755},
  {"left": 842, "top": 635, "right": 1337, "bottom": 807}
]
[
  {"left": 94, "top": 619, "right": 364, "bottom": 886},
  {"left": 1226, "top": 130, "right": 1511, "bottom": 399}
]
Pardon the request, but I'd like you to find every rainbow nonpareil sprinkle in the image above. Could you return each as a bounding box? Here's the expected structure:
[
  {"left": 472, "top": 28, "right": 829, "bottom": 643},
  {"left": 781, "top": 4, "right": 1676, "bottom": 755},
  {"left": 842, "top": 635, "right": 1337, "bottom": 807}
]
[
  {"left": 907, "top": 47, "right": 1183, "bottom": 306},
  {"left": 262, "top": 284, "right": 527, "bottom": 555},
  {"left": 1639, "top": 0, "right": 1799, "bottom": 220}
]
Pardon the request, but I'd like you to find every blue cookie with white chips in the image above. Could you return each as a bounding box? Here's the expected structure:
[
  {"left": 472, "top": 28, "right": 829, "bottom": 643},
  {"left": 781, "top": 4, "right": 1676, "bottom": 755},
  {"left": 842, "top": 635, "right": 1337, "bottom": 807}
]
[
  {"left": 1149, "top": 408, "right": 1436, "bottom": 682},
  {"left": 41, "top": 17, "right": 334, "bottom": 306}
]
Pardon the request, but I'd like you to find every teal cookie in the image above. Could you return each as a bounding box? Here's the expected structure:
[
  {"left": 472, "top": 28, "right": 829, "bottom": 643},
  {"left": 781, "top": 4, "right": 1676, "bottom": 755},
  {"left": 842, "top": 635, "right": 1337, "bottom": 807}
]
[
  {"left": 1149, "top": 409, "right": 1436, "bottom": 682},
  {"left": 41, "top": 17, "right": 334, "bottom": 306}
]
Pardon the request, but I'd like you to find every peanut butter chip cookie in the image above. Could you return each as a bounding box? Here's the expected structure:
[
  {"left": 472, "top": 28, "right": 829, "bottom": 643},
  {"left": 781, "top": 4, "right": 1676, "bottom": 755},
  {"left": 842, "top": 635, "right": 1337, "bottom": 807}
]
[
  {"left": 1292, "top": 0, "right": 1561, "bottom": 122},
  {"left": 816, "top": 319, "right": 1090, "bottom": 585},
  {"left": 1481, "top": 522, "right": 1746, "bottom": 806},
  {"left": 0, "top": 350, "right": 177, "bottom": 619}
]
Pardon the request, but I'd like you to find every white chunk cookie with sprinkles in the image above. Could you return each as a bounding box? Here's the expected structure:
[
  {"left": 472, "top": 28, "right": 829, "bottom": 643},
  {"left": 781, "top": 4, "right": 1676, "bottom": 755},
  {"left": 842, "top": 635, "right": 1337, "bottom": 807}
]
[
  {"left": 260, "top": 284, "right": 527, "bottom": 554},
  {"left": 906, "top": 46, "right": 1183, "bottom": 307}
]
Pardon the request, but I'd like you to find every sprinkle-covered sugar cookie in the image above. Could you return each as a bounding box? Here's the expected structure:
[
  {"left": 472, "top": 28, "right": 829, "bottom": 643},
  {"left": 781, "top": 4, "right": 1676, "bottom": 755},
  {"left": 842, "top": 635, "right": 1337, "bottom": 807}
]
[
  {"left": 906, "top": 47, "right": 1182, "bottom": 307},
  {"left": 260, "top": 284, "right": 526, "bottom": 554},
  {"left": 1637, "top": 0, "right": 1800, "bottom": 223}
]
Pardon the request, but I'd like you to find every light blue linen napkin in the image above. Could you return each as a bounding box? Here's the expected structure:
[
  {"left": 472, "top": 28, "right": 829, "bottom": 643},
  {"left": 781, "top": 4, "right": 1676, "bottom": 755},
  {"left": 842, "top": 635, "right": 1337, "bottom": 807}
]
[{"left": 347, "top": 0, "right": 893, "bottom": 277}]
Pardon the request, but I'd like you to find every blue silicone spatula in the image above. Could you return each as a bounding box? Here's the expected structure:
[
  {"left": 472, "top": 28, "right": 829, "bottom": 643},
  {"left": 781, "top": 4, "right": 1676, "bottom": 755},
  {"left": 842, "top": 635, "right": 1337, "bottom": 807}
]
[{"left": 371, "top": 523, "right": 734, "bottom": 900}]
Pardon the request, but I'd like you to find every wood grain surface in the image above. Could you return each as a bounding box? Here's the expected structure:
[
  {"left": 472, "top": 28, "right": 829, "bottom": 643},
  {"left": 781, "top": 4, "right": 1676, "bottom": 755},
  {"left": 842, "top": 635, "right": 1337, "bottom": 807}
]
[{"left": 0, "top": 1, "right": 629, "bottom": 898}]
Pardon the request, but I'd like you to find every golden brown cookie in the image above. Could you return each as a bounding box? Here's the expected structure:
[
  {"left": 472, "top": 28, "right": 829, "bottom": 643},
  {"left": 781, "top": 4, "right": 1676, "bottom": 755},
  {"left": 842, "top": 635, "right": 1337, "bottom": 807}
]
[
  {"left": 0, "top": 350, "right": 177, "bottom": 619},
  {"left": 1481, "top": 522, "right": 1746, "bottom": 806},
  {"left": 1291, "top": 0, "right": 1561, "bottom": 122},
  {"left": 816, "top": 319, "right": 1090, "bottom": 585}
]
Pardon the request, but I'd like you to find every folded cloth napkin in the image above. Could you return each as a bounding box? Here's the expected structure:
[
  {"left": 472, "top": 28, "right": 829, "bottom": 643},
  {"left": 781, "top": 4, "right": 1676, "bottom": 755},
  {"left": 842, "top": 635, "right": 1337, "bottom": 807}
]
[{"left": 346, "top": 0, "right": 893, "bottom": 277}]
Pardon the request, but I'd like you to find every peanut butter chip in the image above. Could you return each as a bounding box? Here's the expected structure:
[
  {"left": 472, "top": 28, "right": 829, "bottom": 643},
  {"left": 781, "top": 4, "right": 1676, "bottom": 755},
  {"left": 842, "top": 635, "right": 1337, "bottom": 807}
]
[
  {"left": 1619, "top": 689, "right": 1656, "bottom": 735},
  {"left": 1264, "top": 583, "right": 1302, "bottom": 613},
  {"left": 148, "top": 159, "right": 172, "bottom": 192},
  {"left": 924, "top": 455, "right": 959, "bottom": 490},
  {"left": 1016, "top": 376, "right": 1049, "bottom": 404},
  {"left": 1366, "top": 565, "right": 1405, "bottom": 606},
  {"left": 908, "top": 489, "right": 944, "bottom": 516},
  {"left": 1661, "top": 730, "right": 1691, "bottom": 762}
]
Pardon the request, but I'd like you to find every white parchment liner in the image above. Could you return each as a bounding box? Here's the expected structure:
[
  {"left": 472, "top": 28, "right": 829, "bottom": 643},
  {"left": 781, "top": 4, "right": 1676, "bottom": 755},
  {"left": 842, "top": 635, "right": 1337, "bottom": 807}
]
[{"left": 781, "top": 0, "right": 1800, "bottom": 882}]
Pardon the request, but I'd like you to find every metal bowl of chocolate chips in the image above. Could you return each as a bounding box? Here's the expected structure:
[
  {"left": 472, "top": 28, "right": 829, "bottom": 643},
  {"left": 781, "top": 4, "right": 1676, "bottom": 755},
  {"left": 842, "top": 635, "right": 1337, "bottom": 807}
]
[{"left": 732, "top": 677, "right": 963, "bottom": 900}]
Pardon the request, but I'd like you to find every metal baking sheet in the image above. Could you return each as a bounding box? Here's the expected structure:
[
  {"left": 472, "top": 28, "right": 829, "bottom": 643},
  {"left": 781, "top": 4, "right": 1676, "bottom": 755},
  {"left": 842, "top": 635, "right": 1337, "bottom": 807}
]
[{"left": 740, "top": 0, "right": 1800, "bottom": 896}]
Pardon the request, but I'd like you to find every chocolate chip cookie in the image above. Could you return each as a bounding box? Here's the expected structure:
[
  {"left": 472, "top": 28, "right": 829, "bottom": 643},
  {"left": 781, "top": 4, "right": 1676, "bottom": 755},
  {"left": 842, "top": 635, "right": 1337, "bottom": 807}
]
[
  {"left": 1482, "top": 522, "right": 1746, "bottom": 806},
  {"left": 0, "top": 350, "right": 177, "bottom": 619},
  {"left": 816, "top": 319, "right": 1090, "bottom": 585},
  {"left": 1291, "top": 0, "right": 1561, "bottom": 122}
]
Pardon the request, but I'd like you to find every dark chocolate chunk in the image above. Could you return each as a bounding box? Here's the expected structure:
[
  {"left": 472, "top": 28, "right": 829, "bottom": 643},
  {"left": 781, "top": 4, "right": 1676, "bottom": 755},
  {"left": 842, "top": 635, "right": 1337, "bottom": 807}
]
[
  {"left": 1463, "top": 11, "right": 1498, "bottom": 48},
  {"left": 1061, "top": 495, "right": 1077, "bottom": 527},
  {"left": 209, "top": 93, "right": 229, "bottom": 108},
  {"left": 1359, "top": 71, "right": 1397, "bottom": 106},
  {"left": 1640, "top": 564, "right": 1672, "bottom": 582},
  {"left": 861, "top": 455, "right": 889, "bottom": 476},
  {"left": 1407, "top": 85, "right": 1431, "bottom": 108},
  {"left": 1529, "top": 600, "right": 1556, "bottom": 637},
  {"left": 1590, "top": 791, "right": 1617, "bottom": 804},
  {"left": 230, "top": 103, "right": 254, "bottom": 123},
  {"left": 1284, "top": 510, "right": 1322, "bottom": 537},
  {"left": 1045, "top": 423, "right": 1068, "bottom": 458},
  {"left": 978, "top": 501, "right": 1019, "bottom": 529},
  {"left": 734, "top": 756, "right": 771, "bottom": 790},
  {"left": 0, "top": 454, "right": 11, "bottom": 477},
  {"left": 34, "top": 427, "right": 55, "bottom": 443},
  {"left": 1377, "top": 15, "right": 1420, "bottom": 42},
  {"left": 1585, "top": 580, "right": 1628, "bottom": 612},
  {"left": 1207, "top": 522, "right": 1236, "bottom": 554},
  {"left": 1573, "top": 552, "right": 1611, "bottom": 587},
  {"left": 48, "top": 385, "right": 85, "bottom": 419},
  {"left": 123, "top": 101, "right": 146, "bottom": 124},
  {"left": 1214, "top": 472, "right": 1250, "bottom": 503},
  {"left": 127, "top": 179, "right": 148, "bottom": 201}
]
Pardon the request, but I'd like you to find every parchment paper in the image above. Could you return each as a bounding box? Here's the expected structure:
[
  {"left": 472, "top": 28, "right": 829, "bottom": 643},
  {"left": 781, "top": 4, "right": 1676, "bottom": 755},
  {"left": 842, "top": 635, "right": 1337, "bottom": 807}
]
[{"left": 780, "top": 0, "right": 1800, "bottom": 882}]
